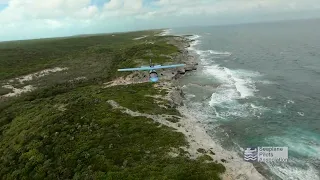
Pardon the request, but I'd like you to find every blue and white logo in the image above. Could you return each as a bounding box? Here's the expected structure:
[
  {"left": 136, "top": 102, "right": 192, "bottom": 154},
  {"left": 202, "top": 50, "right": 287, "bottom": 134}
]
[
  {"left": 244, "top": 147, "right": 258, "bottom": 161},
  {"left": 244, "top": 147, "right": 288, "bottom": 162}
]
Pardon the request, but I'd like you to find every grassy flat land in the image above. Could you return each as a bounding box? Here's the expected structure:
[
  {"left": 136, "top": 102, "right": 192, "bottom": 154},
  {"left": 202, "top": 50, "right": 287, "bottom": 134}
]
[{"left": 0, "top": 31, "right": 225, "bottom": 179}]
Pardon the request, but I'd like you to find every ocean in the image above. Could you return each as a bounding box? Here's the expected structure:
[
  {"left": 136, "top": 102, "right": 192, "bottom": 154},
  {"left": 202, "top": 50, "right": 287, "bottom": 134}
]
[{"left": 168, "top": 19, "right": 320, "bottom": 180}]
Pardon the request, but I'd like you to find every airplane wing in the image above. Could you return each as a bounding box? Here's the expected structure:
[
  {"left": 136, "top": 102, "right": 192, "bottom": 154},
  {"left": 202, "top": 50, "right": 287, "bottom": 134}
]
[
  {"left": 117, "top": 67, "right": 154, "bottom": 71},
  {"left": 152, "top": 64, "right": 185, "bottom": 70},
  {"left": 117, "top": 64, "right": 185, "bottom": 71}
]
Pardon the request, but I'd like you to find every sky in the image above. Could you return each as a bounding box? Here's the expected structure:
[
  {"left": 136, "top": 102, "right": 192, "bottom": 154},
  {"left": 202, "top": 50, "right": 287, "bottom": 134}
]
[{"left": 0, "top": 0, "right": 320, "bottom": 41}]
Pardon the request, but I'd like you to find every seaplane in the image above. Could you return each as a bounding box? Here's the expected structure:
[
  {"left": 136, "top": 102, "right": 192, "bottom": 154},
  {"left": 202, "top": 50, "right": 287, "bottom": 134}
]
[{"left": 117, "top": 59, "right": 185, "bottom": 82}]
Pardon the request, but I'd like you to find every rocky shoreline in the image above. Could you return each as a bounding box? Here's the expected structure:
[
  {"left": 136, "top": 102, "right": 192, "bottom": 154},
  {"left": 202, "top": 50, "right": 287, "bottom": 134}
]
[{"left": 160, "top": 35, "right": 266, "bottom": 180}]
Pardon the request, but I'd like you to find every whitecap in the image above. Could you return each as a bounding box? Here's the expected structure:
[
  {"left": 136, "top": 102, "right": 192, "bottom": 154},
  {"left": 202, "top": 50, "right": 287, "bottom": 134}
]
[
  {"left": 261, "top": 96, "right": 273, "bottom": 100},
  {"left": 287, "top": 100, "right": 295, "bottom": 104},
  {"left": 265, "top": 134, "right": 320, "bottom": 180},
  {"left": 267, "top": 161, "right": 319, "bottom": 180},
  {"left": 208, "top": 50, "right": 232, "bottom": 56},
  {"left": 204, "top": 65, "right": 257, "bottom": 99},
  {"left": 195, "top": 50, "right": 232, "bottom": 56},
  {"left": 257, "top": 80, "right": 275, "bottom": 85},
  {"left": 188, "top": 34, "right": 201, "bottom": 40},
  {"left": 297, "top": 112, "right": 304, "bottom": 116},
  {"left": 185, "top": 94, "right": 196, "bottom": 100},
  {"left": 266, "top": 134, "right": 320, "bottom": 159}
]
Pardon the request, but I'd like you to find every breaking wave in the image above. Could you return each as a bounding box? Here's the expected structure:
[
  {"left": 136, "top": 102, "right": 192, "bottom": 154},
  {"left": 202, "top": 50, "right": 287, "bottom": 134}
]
[
  {"left": 204, "top": 65, "right": 258, "bottom": 100},
  {"left": 197, "top": 50, "right": 232, "bottom": 56}
]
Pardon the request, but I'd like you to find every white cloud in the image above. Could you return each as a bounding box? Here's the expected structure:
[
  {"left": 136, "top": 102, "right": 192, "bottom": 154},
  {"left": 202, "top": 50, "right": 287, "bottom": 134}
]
[
  {"left": 104, "top": 0, "right": 123, "bottom": 10},
  {"left": 0, "top": 0, "right": 320, "bottom": 41},
  {"left": 45, "top": 19, "right": 65, "bottom": 29},
  {"left": 0, "top": 0, "right": 8, "bottom": 4},
  {"left": 0, "top": 0, "right": 96, "bottom": 22},
  {"left": 151, "top": 0, "right": 320, "bottom": 17}
]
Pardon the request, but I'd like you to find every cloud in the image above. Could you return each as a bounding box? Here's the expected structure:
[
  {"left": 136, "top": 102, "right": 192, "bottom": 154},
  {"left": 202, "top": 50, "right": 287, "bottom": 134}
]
[
  {"left": 0, "top": 0, "right": 96, "bottom": 22},
  {"left": 152, "top": 0, "right": 320, "bottom": 17},
  {"left": 104, "top": 0, "right": 123, "bottom": 10},
  {"left": 0, "top": 0, "right": 8, "bottom": 4},
  {"left": 0, "top": 0, "right": 320, "bottom": 41}
]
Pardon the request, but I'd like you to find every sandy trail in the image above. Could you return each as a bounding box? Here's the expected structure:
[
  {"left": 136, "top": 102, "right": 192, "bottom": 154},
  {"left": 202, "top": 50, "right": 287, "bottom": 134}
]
[
  {"left": 133, "top": 35, "right": 148, "bottom": 40},
  {"left": 14, "top": 67, "right": 68, "bottom": 84},
  {"left": 1, "top": 84, "right": 35, "bottom": 97}
]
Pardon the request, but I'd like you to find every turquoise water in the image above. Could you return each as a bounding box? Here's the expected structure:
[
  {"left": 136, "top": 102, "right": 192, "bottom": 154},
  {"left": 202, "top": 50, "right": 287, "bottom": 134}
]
[{"left": 170, "top": 19, "right": 320, "bottom": 179}]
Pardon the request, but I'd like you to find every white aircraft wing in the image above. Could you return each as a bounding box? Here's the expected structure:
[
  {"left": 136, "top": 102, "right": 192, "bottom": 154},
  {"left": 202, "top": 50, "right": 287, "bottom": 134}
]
[
  {"left": 117, "top": 67, "right": 153, "bottom": 71},
  {"left": 117, "top": 64, "right": 185, "bottom": 72},
  {"left": 151, "top": 64, "right": 185, "bottom": 70}
]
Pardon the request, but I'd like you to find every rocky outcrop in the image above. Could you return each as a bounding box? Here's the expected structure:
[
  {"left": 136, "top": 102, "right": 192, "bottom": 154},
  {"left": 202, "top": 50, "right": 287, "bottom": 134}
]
[{"left": 169, "top": 87, "right": 184, "bottom": 107}]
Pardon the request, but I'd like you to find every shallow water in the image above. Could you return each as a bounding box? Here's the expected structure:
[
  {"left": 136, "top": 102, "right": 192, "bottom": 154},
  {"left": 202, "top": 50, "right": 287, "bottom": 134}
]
[{"left": 170, "top": 19, "right": 320, "bottom": 180}]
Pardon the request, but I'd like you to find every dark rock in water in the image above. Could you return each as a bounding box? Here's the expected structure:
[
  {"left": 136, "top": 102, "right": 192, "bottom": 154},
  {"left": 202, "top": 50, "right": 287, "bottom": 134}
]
[
  {"left": 185, "top": 65, "right": 197, "bottom": 71},
  {"left": 179, "top": 89, "right": 185, "bottom": 98},
  {"left": 221, "top": 159, "right": 227, "bottom": 163},
  {"left": 197, "top": 148, "right": 206, "bottom": 154},
  {"left": 174, "top": 73, "right": 182, "bottom": 80},
  {"left": 178, "top": 69, "right": 186, "bottom": 74}
]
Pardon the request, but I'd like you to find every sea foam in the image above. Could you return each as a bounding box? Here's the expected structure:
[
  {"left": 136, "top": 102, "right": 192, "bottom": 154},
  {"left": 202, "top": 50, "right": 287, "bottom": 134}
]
[{"left": 204, "top": 65, "right": 257, "bottom": 99}]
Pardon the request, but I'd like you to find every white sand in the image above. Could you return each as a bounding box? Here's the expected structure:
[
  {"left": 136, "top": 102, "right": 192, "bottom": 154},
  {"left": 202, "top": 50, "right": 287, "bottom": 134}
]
[
  {"left": 2, "top": 84, "right": 35, "bottom": 97},
  {"left": 69, "top": 76, "right": 87, "bottom": 82},
  {"left": 155, "top": 29, "right": 172, "bottom": 36},
  {"left": 104, "top": 77, "right": 148, "bottom": 87},
  {"left": 1, "top": 67, "right": 68, "bottom": 98},
  {"left": 104, "top": 72, "right": 149, "bottom": 88},
  {"left": 133, "top": 35, "right": 148, "bottom": 40},
  {"left": 15, "top": 67, "right": 68, "bottom": 84}
]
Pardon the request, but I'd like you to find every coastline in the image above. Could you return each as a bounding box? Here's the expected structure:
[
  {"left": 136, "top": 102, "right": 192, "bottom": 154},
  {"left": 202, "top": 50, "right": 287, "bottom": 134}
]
[
  {"left": 161, "top": 33, "right": 266, "bottom": 180},
  {"left": 0, "top": 29, "right": 266, "bottom": 179}
]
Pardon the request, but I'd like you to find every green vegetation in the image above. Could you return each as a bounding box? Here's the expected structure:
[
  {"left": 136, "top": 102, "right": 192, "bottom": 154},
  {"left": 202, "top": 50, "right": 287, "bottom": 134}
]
[
  {"left": 0, "top": 31, "right": 225, "bottom": 179},
  {"left": 197, "top": 148, "right": 207, "bottom": 154},
  {"left": 198, "top": 155, "right": 214, "bottom": 162},
  {"left": 166, "top": 116, "right": 180, "bottom": 123},
  {"left": 0, "top": 87, "right": 13, "bottom": 96}
]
